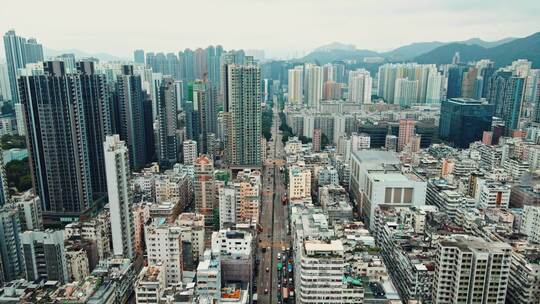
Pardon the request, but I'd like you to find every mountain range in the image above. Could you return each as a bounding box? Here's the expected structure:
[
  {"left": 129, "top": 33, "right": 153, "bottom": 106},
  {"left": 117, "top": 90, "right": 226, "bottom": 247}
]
[
  {"left": 300, "top": 33, "right": 540, "bottom": 67},
  {"left": 43, "top": 47, "right": 128, "bottom": 62}
]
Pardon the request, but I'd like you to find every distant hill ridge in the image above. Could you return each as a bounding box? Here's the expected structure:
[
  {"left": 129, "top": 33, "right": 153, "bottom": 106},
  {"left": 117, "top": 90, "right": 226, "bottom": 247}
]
[{"left": 300, "top": 34, "right": 540, "bottom": 66}]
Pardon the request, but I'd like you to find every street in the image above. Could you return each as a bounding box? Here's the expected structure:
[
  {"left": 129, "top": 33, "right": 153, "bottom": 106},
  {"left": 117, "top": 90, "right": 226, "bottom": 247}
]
[{"left": 257, "top": 101, "right": 291, "bottom": 304}]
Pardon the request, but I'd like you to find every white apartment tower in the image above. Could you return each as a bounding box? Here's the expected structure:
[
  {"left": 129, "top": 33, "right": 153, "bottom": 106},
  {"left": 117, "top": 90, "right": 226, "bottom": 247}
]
[
  {"left": 297, "top": 239, "right": 363, "bottom": 303},
  {"left": 433, "top": 236, "right": 512, "bottom": 304},
  {"left": 183, "top": 140, "right": 198, "bottom": 165},
  {"left": 144, "top": 222, "right": 184, "bottom": 285},
  {"left": 394, "top": 78, "right": 419, "bottom": 107},
  {"left": 218, "top": 186, "right": 237, "bottom": 229},
  {"left": 348, "top": 69, "right": 372, "bottom": 104},
  {"left": 104, "top": 135, "right": 135, "bottom": 260},
  {"left": 304, "top": 64, "right": 323, "bottom": 108}
]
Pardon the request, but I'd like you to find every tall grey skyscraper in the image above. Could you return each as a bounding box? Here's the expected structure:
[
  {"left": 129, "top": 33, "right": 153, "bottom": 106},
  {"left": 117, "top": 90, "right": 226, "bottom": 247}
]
[
  {"left": 0, "top": 152, "right": 9, "bottom": 207},
  {"left": 488, "top": 71, "right": 525, "bottom": 135},
  {"left": 193, "top": 79, "right": 218, "bottom": 154},
  {"left": 77, "top": 61, "right": 112, "bottom": 199},
  {"left": 115, "top": 65, "right": 148, "bottom": 169},
  {"left": 134, "top": 49, "right": 145, "bottom": 64},
  {"left": 0, "top": 206, "right": 24, "bottom": 283},
  {"left": 19, "top": 61, "right": 93, "bottom": 227},
  {"left": 104, "top": 135, "right": 135, "bottom": 260},
  {"left": 219, "top": 50, "right": 246, "bottom": 107},
  {"left": 3, "top": 30, "right": 43, "bottom": 103},
  {"left": 156, "top": 77, "right": 178, "bottom": 168},
  {"left": 0, "top": 63, "right": 12, "bottom": 101},
  {"left": 224, "top": 63, "right": 262, "bottom": 166}
]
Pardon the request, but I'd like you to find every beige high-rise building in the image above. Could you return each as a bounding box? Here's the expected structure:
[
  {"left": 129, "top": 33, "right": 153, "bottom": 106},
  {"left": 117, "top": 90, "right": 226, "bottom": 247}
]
[
  {"left": 289, "top": 165, "right": 311, "bottom": 200},
  {"left": 183, "top": 140, "right": 198, "bottom": 165},
  {"left": 288, "top": 65, "right": 304, "bottom": 104}
]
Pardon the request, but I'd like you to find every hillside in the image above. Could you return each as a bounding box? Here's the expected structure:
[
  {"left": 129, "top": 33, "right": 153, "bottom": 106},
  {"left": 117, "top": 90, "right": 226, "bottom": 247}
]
[
  {"left": 383, "top": 41, "right": 445, "bottom": 61},
  {"left": 43, "top": 47, "right": 127, "bottom": 62},
  {"left": 414, "top": 32, "right": 540, "bottom": 67},
  {"left": 299, "top": 48, "right": 379, "bottom": 64},
  {"left": 300, "top": 35, "right": 529, "bottom": 65}
]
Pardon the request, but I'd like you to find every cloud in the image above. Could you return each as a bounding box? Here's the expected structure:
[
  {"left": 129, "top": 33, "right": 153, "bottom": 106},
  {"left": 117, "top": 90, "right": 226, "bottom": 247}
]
[{"left": 1, "top": 0, "right": 538, "bottom": 59}]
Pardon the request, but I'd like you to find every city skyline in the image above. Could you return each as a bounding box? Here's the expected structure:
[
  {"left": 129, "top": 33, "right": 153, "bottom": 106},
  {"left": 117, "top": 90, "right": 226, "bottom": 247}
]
[
  {"left": 1, "top": 0, "right": 539, "bottom": 59},
  {"left": 1, "top": 2, "right": 540, "bottom": 303}
]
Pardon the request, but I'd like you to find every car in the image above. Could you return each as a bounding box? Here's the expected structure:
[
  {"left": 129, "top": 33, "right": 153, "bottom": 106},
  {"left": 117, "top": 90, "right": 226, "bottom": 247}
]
[
  {"left": 265, "top": 267, "right": 269, "bottom": 272},
  {"left": 264, "top": 289, "right": 268, "bottom": 294},
  {"left": 278, "top": 283, "right": 281, "bottom": 288}
]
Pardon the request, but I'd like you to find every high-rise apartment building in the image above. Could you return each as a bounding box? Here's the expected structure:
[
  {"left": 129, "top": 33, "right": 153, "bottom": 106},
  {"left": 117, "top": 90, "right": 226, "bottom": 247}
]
[
  {"left": 156, "top": 77, "right": 178, "bottom": 168},
  {"left": 304, "top": 64, "right": 323, "bottom": 108},
  {"left": 289, "top": 165, "right": 311, "bottom": 201},
  {"left": 224, "top": 64, "right": 262, "bottom": 166},
  {"left": 447, "top": 64, "right": 469, "bottom": 99},
  {"left": 394, "top": 78, "right": 419, "bottom": 107},
  {"left": 0, "top": 207, "right": 24, "bottom": 283},
  {"left": 194, "top": 156, "right": 216, "bottom": 227},
  {"left": 133, "top": 49, "right": 145, "bottom": 64},
  {"left": 3, "top": 30, "right": 43, "bottom": 103},
  {"left": 322, "top": 81, "right": 342, "bottom": 100},
  {"left": 0, "top": 63, "right": 11, "bottom": 102},
  {"left": 378, "top": 63, "right": 435, "bottom": 104},
  {"left": 432, "top": 236, "right": 512, "bottom": 304},
  {"left": 104, "top": 135, "right": 135, "bottom": 260},
  {"left": 218, "top": 187, "right": 236, "bottom": 229},
  {"left": 183, "top": 140, "right": 198, "bottom": 165},
  {"left": 19, "top": 61, "right": 94, "bottom": 226},
  {"left": 144, "top": 221, "right": 184, "bottom": 286},
  {"left": 193, "top": 79, "right": 218, "bottom": 154},
  {"left": 398, "top": 119, "right": 415, "bottom": 152},
  {"left": 426, "top": 69, "right": 444, "bottom": 104},
  {"left": 312, "top": 129, "right": 321, "bottom": 152},
  {"left": 115, "top": 65, "right": 148, "bottom": 169},
  {"left": 77, "top": 61, "right": 112, "bottom": 199},
  {"left": 296, "top": 239, "right": 363, "bottom": 303},
  {"left": 21, "top": 230, "right": 68, "bottom": 284},
  {"left": 488, "top": 71, "right": 525, "bottom": 135},
  {"left": 288, "top": 66, "right": 304, "bottom": 104},
  {"left": 348, "top": 69, "right": 372, "bottom": 104}
]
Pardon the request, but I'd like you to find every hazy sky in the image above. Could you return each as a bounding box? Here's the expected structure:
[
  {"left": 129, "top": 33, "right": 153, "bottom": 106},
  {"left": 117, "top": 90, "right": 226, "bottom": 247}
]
[{"left": 1, "top": 0, "right": 539, "bottom": 59}]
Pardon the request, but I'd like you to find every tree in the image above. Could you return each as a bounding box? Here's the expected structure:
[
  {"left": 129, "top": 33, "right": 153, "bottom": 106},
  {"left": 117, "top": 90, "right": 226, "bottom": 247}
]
[
  {"left": 298, "top": 136, "right": 312, "bottom": 144},
  {"left": 1, "top": 102, "right": 13, "bottom": 115},
  {"left": 321, "top": 133, "right": 329, "bottom": 149},
  {"left": 261, "top": 109, "right": 273, "bottom": 141},
  {"left": 5, "top": 157, "right": 31, "bottom": 192},
  {"left": 0, "top": 134, "right": 26, "bottom": 149}
]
